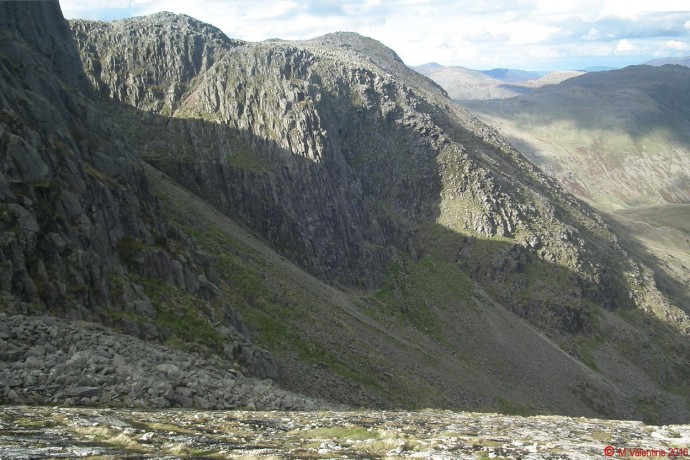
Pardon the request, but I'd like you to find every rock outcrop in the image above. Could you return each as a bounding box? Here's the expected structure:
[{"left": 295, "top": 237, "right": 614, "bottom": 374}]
[{"left": 0, "top": 1, "right": 276, "bottom": 386}]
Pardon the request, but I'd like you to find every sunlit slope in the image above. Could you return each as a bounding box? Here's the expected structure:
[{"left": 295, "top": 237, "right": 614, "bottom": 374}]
[{"left": 465, "top": 65, "right": 690, "bottom": 209}]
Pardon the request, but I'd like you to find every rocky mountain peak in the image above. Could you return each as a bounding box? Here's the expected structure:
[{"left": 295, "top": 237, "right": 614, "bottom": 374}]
[
  {"left": 309, "top": 31, "right": 405, "bottom": 65},
  {"left": 114, "top": 10, "right": 240, "bottom": 46},
  {"left": 69, "top": 11, "right": 243, "bottom": 111}
]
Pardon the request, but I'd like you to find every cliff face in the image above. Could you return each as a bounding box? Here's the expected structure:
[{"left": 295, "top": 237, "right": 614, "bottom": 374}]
[
  {"left": 70, "top": 18, "right": 603, "bottom": 293},
  {"left": 70, "top": 15, "right": 642, "bottom": 314},
  {"left": 0, "top": 1, "right": 277, "bottom": 383}
]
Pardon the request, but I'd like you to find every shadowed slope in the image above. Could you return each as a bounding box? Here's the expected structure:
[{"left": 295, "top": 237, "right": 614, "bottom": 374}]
[{"left": 65, "top": 12, "right": 690, "bottom": 422}]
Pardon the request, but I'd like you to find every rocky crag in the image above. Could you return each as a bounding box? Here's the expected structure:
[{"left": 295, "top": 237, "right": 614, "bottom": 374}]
[
  {"left": 1, "top": 1, "right": 689, "bottom": 422},
  {"left": 0, "top": 0, "right": 289, "bottom": 402}
]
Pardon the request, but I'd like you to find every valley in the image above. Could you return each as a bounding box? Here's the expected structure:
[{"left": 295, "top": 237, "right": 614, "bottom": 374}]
[{"left": 462, "top": 65, "right": 690, "bottom": 210}]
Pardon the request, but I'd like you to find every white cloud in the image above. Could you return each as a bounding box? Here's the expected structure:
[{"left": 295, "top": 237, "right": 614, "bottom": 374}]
[
  {"left": 241, "top": 1, "right": 298, "bottom": 20},
  {"left": 615, "top": 39, "right": 635, "bottom": 52},
  {"left": 508, "top": 23, "right": 562, "bottom": 45},
  {"left": 665, "top": 40, "right": 690, "bottom": 51},
  {"left": 583, "top": 28, "right": 600, "bottom": 41},
  {"left": 60, "top": 0, "right": 690, "bottom": 70}
]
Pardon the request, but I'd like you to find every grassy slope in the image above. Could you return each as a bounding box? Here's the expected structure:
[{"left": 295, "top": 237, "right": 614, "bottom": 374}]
[
  {"left": 595, "top": 205, "right": 690, "bottom": 423},
  {"left": 142, "top": 161, "right": 686, "bottom": 421}
]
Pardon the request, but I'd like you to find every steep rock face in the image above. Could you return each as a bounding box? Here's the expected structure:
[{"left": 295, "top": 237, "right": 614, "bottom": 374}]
[
  {"left": 70, "top": 12, "right": 241, "bottom": 112},
  {"left": 69, "top": 13, "right": 690, "bottom": 337},
  {"left": 1, "top": 0, "right": 145, "bottom": 314},
  {"left": 0, "top": 0, "right": 87, "bottom": 92},
  {"left": 0, "top": 1, "right": 274, "bottom": 380},
  {"left": 71, "top": 19, "right": 602, "bottom": 295}
]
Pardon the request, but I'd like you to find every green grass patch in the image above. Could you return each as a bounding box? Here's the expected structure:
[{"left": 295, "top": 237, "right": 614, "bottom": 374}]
[
  {"left": 224, "top": 136, "right": 270, "bottom": 172},
  {"left": 634, "top": 396, "right": 661, "bottom": 425},
  {"left": 496, "top": 397, "right": 535, "bottom": 416},
  {"left": 575, "top": 334, "right": 601, "bottom": 371},
  {"left": 116, "top": 236, "right": 149, "bottom": 265},
  {"left": 139, "top": 277, "right": 224, "bottom": 349},
  {"left": 299, "top": 426, "right": 379, "bottom": 441},
  {"left": 369, "top": 252, "right": 472, "bottom": 342},
  {"left": 591, "top": 430, "right": 613, "bottom": 443},
  {"left": 13, "top": 418, "right": 59, "bottom": 429}
]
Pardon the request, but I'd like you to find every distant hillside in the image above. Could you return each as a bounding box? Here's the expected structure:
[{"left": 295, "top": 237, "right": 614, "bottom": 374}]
[
  {"left": 643, "top": 56, "right": 690, "bottom": 67},
  {"left": 480, "top": 68, "right": 546, "bottom": 83},
  {"left": 517, "top": 71, "right": 585, "bottom": 88},
  {"left": 413, "top": 63, "right": 581, "bottom": 100},
  {"left": 464, "top": 65, "right": 690, "bottom": 209},
  {"left": 580, "top": 66, "right": 617, "bottom": 72},
  {"left": 411, "top": 64, "right": 528, "bottom": 99}
]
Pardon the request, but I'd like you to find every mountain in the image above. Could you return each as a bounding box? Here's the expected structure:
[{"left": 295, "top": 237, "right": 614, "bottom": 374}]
[
  {"left": 414, "top": 63, "right": 582, "bottom": 100},
  {"left": 0, "top": 0, "right": 304, "bottom": 409},
  {"left": 480, "top": 68, "right": 547, "bottom": 83},
  {"left": 463, "top": 66, "right": 690, "bottom": 356},
  {"left": 1, "top": 2, "right": 689, "bottom": 422},
  {"left": 412, "top": 63, "right": 530, "bottom": 99},
  {"left": 464, "top": 65, "right": 690, "bottom": 209},
  {"left": 412, "top": 61, "right": 443, "bottom": 72},
  {"left": 580, "top": 66, "right": 617, "bottom": 72},
  {"left": 644, "top": 56, "right": 690, "bottom": 67},
  {"left": 517, "top": 70, "right": 585, "bottom": 87}
]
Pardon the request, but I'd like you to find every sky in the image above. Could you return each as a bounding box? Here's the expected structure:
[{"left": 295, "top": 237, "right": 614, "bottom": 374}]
[{"left": 61, "top": 0, "right": 690, "bottom": 71}]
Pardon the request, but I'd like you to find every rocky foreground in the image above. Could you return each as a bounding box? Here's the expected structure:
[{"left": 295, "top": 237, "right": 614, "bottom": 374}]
[{"left": 1, "top": 406, "right": 689, "bottom": 459}]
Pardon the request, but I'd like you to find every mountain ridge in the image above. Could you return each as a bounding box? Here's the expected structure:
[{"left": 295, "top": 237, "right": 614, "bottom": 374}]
[
  {"left": 1, "top": 2, "right": 689, "bottom": 422},
  {"left": 67, "top": 11, "right": 690, "bottom": 420}
]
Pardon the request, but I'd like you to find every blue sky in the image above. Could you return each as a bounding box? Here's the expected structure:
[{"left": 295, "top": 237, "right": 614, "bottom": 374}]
[{"left": 61, "top": 0, "right": 690, "bottom": 70}]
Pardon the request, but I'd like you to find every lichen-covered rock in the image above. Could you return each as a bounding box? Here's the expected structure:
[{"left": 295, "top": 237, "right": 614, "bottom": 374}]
[{"left": 0, "top": 405, "right": 688, "bottom": 459}]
